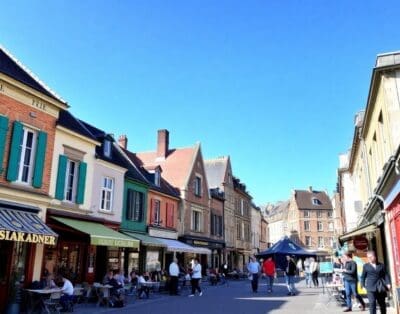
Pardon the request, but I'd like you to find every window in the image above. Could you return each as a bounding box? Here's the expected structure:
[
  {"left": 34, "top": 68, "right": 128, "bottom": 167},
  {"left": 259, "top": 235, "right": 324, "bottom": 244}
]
[
  {"left": 154, "top": 170, "right": 161, "bottom": 187},
  {"left": 318, "top": 236, "right": 324, "bottom": 248},
  {"left": 211, "top": 214, "right": 223, "bottom": 236},
  {"left": 304, "top": 210, "right": 310, "bottom": 218},
  {"left": 312, "top": 198, "right": 322, "bottom": 205},
  {"left": 317, "top": 211, "right": 322, "bottom": 218},
  {"left": 151, "top": 199, "right": 161, "bottom": 225},
  {"left": 236, "top": 222, "right": 241, "bottom": 240},
  {"left": 327, "top": 210, "right": 333, "bottom": 218},
  {"left": 328, "top": 237, "right": 334, "bottom": 247},
  {"left": 304, "top": 221, "right": 310, "bottom": 231},
  {"left": 317, "top": 221, "right": 323, "bottom": 231},
  {"left": 17, "top": 127, "right": 36, "bottom": 184},
  {"left": 305, "top": 236, "right": 312, "bottom": 247},
  {"left": 100, "top": 177, "right": 114, "bottom": 211},
  {"left": 126, "top": 189, "right": 144, "bottom": 221},
  {"left": 194, "top": 176, "right": 202, "bottom": 196},
  {"left": 65, "top": 159, "right": 79, "bottom": 202},
  {"left": 103, "top": 140, "right": 112, "bottom": 158},
  {"left": 192, "top": 210, "right": 202, "bottom": 232},
  {"left": 328, "top": 222, "right": 334, "bottom": 232}
]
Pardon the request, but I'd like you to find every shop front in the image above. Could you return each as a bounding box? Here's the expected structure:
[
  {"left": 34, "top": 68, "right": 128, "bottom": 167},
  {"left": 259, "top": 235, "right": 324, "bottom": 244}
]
[
  {"left": 45, "top": 214, "right": 139, "bottom": 284},
  {"left": 0, "top": 202, "right": 57, "bottom": 313},
  {"left": 387, "top": 188, "right": 400, "bottom": 286}
]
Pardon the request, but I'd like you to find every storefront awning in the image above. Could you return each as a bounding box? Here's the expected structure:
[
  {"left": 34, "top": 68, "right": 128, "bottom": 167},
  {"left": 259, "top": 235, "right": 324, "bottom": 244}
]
[
  {"left": 51, "top": 216, "right": 139, "bottom": 249},
  {"left": 0, "top": 209, "right": 57, "bottom": 245},
  {"left": 339, "top": 223, "right": 377, "bottom": 242},
  {"left": 123, "top": 231, "right": 166, "bottom": 248},
  {"left": 156, "top": 237, "right": 211, "bottom": 254}
]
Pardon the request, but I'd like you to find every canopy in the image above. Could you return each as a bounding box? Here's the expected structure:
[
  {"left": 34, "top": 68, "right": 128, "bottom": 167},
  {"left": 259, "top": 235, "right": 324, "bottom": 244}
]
[
  {"left": 156, "top": 237, "right": 211, "bottom": 254},
  {"left": 123, "top": 231, "right": 166, "bottom": 248}
]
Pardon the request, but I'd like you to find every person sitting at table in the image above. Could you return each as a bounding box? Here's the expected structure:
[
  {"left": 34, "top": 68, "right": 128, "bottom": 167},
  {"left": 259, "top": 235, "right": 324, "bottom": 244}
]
[
  {"left": 129, "top": 270, "right": 138, "bottom": 293},
  {"left": 57, "top": 275, "right": 74, "bottom": 312},
  {"left": 137, "top": 273, "right": 150, "bottom": 299},
  {"left": 105, "top": 270, "right": 124, "bottom": 298},
  {"left": 103, "top": 269, "right": 114, "bottom": 285}
]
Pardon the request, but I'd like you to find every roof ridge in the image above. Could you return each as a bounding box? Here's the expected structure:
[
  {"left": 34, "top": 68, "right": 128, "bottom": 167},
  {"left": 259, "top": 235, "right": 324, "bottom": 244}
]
[{"left": 0, "top": 45, "right": 67, "bottom": 104}]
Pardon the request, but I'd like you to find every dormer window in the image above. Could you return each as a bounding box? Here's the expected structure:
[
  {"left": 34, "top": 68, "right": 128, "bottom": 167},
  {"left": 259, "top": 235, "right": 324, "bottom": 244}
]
[
  {"left": 154, "top": 169, "right": 161, "bottom": 187},
  {"left": 312, "top": 198, "right": 322, "bottom": 205},
  {"left": 104, "top": 140, "right": 112, "bottom": 158}
]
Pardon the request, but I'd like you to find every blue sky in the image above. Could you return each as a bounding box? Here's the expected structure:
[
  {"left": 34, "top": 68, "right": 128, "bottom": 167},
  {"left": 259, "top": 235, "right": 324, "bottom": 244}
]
[{"left": 1, "top": 0, "right": 399, "bottom": 205}]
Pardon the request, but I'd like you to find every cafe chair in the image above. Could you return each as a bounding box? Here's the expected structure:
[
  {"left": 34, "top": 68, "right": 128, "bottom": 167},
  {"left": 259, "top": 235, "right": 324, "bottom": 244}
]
[{"left": 43, "top": 291, "right": 62, "bottom": 314}]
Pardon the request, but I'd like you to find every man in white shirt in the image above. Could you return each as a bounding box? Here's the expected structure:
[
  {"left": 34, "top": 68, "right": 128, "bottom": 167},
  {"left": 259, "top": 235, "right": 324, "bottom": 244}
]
[
  {"left": 169, "top": 257, "right": 180, "bottom": 296},
  {"left": 247, "top": 257, "right": 261, "bottom": 293},
  {"left": 58, "top": 275, "right": 74, "bottom": 311},
  {"left": 189, "top": 258, "right": 202, "bottom": 297}
]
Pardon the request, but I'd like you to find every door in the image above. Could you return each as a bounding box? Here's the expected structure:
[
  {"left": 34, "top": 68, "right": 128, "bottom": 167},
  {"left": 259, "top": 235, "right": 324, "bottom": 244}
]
[{"left": 0, "top": 241, "right": 13, "bottom": 313}]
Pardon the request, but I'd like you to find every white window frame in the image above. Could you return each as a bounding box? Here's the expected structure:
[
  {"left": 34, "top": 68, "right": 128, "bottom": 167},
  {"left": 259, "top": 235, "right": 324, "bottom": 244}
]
[
  {"left": 304, "top": 210, "right": 310, "bottom": 218},
  {"left": 328, "top": 222, "right": 334, "bottom": 232},
  {"left": 154, "top": 170, "right": 161, "bottom": 187},
  {"left": 100, "top": 177, "right": 114, "bottom": 211},
  {"left": 305, "top": 236, "right": 312, "bottom": 247},
  {"left": 317, "top": 210, "right": 322, "bottom": 218},
  {"left": 327, "top": 210, "right": 333, "bottom": 218},
  {"left": 318, "top": 236, "right": 324, "bottom": 248},
  {"left": 317, "top": 221, "right": 323, "bottom": 232},
  {"left": 17, "top": 126, "right": 37, "bottom": 185},
  {"left": 104, "top": 140, "right": 112, "bottom": 157},
  {"left": 65, "top": 159, "right": 79, "bottom": 202},
  {"left": 191, "top": 209, "right": 202, "bottom": 232},
  {"left": 153, "top": 199, "right": 161, "bottom": 225},
  {"left": 194, "top": 176, "right": 202, "bottom": 196},
  {"left": 304, "top": 221, "right": 310, "bottom": 231}
]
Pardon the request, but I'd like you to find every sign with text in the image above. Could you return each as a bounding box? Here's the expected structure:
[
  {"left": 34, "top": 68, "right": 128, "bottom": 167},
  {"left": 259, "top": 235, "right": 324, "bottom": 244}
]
[{"left": 319, "top": 262, "right": 333, "bottom": 274}]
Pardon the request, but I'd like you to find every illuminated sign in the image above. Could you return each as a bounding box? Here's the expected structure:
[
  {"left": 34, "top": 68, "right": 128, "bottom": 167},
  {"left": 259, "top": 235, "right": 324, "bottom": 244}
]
[{"left": 0, "top": 230, "right": 56, "bottom": 245}]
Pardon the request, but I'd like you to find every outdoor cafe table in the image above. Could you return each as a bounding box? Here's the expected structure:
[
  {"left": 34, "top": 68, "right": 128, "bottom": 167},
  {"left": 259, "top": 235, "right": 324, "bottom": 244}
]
[
  {"left": 138, "top": 281, "right": 160, "bottom": 298},
  {"left": 92, "top": 284, "right": 113, "bottom": 307},
  {"left": 25, "top": 288, "right": 62, "bottom": 313}
]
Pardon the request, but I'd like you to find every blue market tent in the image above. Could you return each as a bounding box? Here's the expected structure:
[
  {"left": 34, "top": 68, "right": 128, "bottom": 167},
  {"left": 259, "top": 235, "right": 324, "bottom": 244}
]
[{"left": 256, "top": 236, "right": 316, "bottom": 270}]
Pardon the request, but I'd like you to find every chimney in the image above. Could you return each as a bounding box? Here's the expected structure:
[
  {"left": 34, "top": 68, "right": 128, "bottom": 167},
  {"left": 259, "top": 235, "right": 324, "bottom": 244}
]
[
  {"left": 118, "top": 135, "right": 128, "bottom": 149},
  {"left": 308, "top": 186, "right": 313, "bottom": 193},
  {"left": 157, "top": 129, "right": 169, "bottom": 159}
]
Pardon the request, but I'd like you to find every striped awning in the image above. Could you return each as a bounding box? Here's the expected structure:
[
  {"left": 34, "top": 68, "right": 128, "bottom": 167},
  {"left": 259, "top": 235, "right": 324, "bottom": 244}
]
[
  {"left": 156, "top": 238, "right": 211, "bottom": 254},
  {"left": 0, "top": 209, "right": 57, "bottom": 245}
]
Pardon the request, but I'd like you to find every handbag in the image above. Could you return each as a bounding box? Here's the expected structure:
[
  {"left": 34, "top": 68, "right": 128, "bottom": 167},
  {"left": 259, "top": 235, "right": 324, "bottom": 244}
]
[
  {"left": 248, "top": 274, "right": 253, "bottom": 281},
  {"left": 376, "top": 278, "right": 388, "bottom": 293}
]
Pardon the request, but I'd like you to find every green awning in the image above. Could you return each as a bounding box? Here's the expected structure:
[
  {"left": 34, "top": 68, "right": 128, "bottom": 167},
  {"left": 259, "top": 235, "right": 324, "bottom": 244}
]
[
  {"left": 123, "top": 232, "right": 166, "bottom": 248},
  {"left": 51, "top": 216, "right": 139, "bottom": 249}
]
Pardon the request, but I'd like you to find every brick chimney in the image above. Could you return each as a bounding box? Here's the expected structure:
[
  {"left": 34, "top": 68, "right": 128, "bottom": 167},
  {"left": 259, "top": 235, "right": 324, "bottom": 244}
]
[
  {"left": 118, "top": 135, "right": 128, "bottom": 149},
  {"left": 157, "top": 129, "right": 169, "bottom": 159},
  {"left": 308, "top": 186, "right": 313, "bottom": 193}
]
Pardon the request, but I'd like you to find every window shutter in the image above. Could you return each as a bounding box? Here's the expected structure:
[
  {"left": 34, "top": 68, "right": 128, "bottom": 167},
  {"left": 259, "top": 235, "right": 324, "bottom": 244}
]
[
  {"left": 32, "top": 131, "right": 47, "bottom": 188},
  {"left": 76, "top": 161, "right": 87, "bottom": 204},
  {"left": 210, "top": 214, "right": 215, "bottom": 235},
  {"left": 219, "top": 216, "right": 223, "bottom": 236},
  {"left": 55, "top": 155, "right": 67, "bottom": 200},
  {"left": 169, "top": 204, "right": 174, "bottom": 228},
  {"left": 6, "top": 121, "right": 23, "bottom": 181},
  {"left": 0, "top": 115, "right": 9, "bottom": 173},
  {"left": 126, "top": 189, "right": 132, "bottom": 220},
  {"left": 150, "top": 199, "right": 155, "bottom": 224}
]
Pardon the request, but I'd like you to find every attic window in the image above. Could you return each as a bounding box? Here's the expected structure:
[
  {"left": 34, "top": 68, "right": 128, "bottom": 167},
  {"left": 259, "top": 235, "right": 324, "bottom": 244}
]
[
  {"left": 312, "top": 198, "right": 322, "bottom": 205},
  {"left": 104, "top": 140, "right": 112, "bottom": 158},
  {"left": 154, "top": 169, "right": 161, "bottom": 187}
]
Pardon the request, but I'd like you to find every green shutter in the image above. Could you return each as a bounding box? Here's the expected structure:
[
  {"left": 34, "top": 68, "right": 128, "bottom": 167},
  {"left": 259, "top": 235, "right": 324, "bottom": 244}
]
[
  {"left": 55, "top": 155, "right": 67, "bottom": 200},
  {"left": 0, "top": 115, "right": 9, "bottom": 173},
  {"left": 6, "top": 121, "right": 23, "bottom": 181},
  {"left": 32, "top": 131, "right": 47, "bottom": 188},
  {"left": 76, "top": 161, "right": 87, "bottom": 204}
]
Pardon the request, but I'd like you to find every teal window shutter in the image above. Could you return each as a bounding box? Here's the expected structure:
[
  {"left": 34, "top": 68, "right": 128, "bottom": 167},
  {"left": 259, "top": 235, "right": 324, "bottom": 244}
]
[
  {"left": 32, "top": 131, "right": 47, "bottom": 188},
  {"left": 6, "top": 121, "right": 23, "bottom": 181},
  {"left": 76, "top": 161, "right": 87, "bottom": 204},
  {"left": 0, "top": 115, "right": 9, "bottom": 174},
  {"left": 55, "top": 155, "right": 67, "bottom": 200}
]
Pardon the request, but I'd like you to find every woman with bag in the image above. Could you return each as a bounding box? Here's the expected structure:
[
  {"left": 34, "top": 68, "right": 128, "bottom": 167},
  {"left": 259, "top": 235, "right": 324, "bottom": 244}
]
[{"left": 360, "top": 250, "right": 391, "bottom": 314}]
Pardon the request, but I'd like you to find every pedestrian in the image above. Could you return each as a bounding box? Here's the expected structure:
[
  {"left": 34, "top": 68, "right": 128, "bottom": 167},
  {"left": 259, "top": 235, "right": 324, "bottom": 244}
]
[
  {"left": 169, "top": 257, "right": 180, "bottom": 295},
  {"left": 285, "top": 255, "right": 296, "bottom": 296},
  {"left": 262, "top": 257, "right": 276, "bottom": 293},
  {"left": 189, "top": 258, "right": 203, "bottom": 297},
  {"left": 310, "top": 257, "right": 319, "bottom": 287},
  {"left": 247, "top": 256, "right": 261, "bottom": 293},
  {"left": 341, "top": 251, "right": 366, "bottom": 312},
  {"left": 296, "top": 258, "right": 303, "bottom": 277},
  {"left": 304, "top": 257, "right": 312, "bottom": 288},
  {"left": 360, "top": 250, "right": 391, "bottom": 314}
]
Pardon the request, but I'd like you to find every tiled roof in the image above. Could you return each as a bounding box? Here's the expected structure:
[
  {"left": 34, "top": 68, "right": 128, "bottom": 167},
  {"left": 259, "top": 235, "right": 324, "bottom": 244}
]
[
  {"left": 122, "top": 148, "right": 180, "bottom": 198},
  {"left": 135, "top": 146, "right": 197, "bottom": 190},
  {"left": 204, "top": 157, "right": 228, "bottom": 189},
  {"left": 0, "top": 46, "right": 66, "bottom": 104},
  {"left": 294, "top": 189, "right": 332, "bottom": 210}
]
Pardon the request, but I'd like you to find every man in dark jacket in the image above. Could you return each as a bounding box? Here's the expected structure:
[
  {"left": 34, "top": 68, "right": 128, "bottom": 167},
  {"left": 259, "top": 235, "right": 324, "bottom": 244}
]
[
  {"left": 341, "top": 252, "right": 366, "bottom": 312},
  {"left": 285, "top": 255, "right": 297, "bottom": 296},
  {"left": 360, "top": 251, "right": 391, "bottom": 314}
]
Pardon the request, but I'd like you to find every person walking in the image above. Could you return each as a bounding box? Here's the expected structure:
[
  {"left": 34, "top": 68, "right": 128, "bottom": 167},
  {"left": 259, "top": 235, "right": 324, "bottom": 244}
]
[
  {"left": 169, "top": 257, "right": 180, "bottom": 295},
  {"left": 304, "top": 257, "right": 312, "bottom": 288},
  {"left": 285, "top": 255, "right": 297, "bottom": 296},
  {"left": 341, "top": 252, "right": 366, "bottom": 312},
  {"left": 310, "top": 257, "right": 319, "bottom": 287},
  {"left": 189, "top": 258, "right": 202, "bottom": 297},
  {"left": 262, "top": 257, "right": 276, "bottom": 293},
  {"left": 360, "top": 250, "right": 391, "bottom": 314},
  {"left": 247, "top": 256, "right": 261, "bottom": 293}
]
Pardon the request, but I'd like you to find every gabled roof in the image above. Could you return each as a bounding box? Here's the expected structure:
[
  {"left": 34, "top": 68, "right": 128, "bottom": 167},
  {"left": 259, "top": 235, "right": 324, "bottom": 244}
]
[
  {"left": 57, "top": 110, "right": 97, "bottom": 141},
  {"left": 135, "top": 146, "right": 197, "bottom": 190},
  {"left": 294, "top": 189, "right": 332, "bottom": 210},
  {"left": 0, "top": 46, "right": 66, "bottom": 104},
  {"left": 122, "top": 148, "right": 180, "bottom": 198},
  {"left": 204, "top": 157, "right": 228, "bottom": 189}
]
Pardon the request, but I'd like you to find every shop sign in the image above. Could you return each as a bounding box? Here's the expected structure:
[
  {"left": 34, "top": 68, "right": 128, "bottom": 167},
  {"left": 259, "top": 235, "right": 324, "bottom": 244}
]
[
  {"left": 193, "top": 240, "right": 209, "bottom": 246},
  {"left": 0, "top": 230, "right": 56, "bottom": 245},
  {"left": 353, "top": 236, "right": 368, "bottom": 250},
  {"left": 91, "top": 237, "right": 137, "bottom": 248}
]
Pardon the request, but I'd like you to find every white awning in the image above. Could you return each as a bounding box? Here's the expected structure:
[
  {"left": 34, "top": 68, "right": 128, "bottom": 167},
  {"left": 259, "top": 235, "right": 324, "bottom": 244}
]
[{"left": 156, "top": 238, "right": 211, "bottom": 254}]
